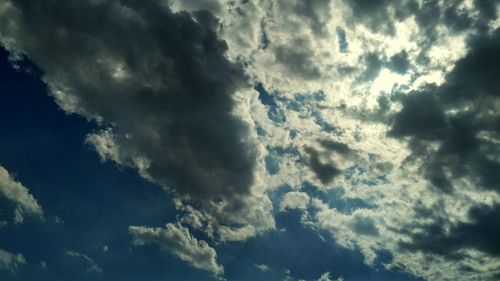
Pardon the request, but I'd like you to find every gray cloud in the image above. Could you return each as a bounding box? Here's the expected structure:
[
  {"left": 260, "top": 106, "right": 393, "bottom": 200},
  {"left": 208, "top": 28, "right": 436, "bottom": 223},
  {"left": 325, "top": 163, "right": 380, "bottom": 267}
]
[
  {"left": 400, "top": 203, "right": 500, "bottom": 258},
  {"left": 390, "top": 30, "right": 500, "bottom": 262},
  {"left": 390, "top": 31, "right": 500, "bottom": 193},
  {"left": 305, "top": 147, "right": 341, "bottom": 185},
  {"left": 305, "top": 140, "right": 356, "bottom": 185},
  {"left": 129, "top": 223, "right": 224, "bottom": 276},
  {"left": 0, "top": 0, "right": 257, "bottom": 205},
  {"left": 274, "top": 39, "right": 322, "bottom": 80}
]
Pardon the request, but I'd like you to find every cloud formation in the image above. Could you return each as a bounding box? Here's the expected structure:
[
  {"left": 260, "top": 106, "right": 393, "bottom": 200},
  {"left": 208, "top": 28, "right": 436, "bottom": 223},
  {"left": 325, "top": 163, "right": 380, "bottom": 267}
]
[
  {"left": 0, "top": 0, "right": 256, "bottom": 204},
  {"left": 0, "top": 249, "right": 25, "bottom": 272},
  {"left": 0, "top": 165, "right": 43, "bottom": 223},
  {"left": 129, "top": 223, "right": 224, "bottom": 276},
  {"left": 1, "top": 0, "right": 499, "bottom": 280}
]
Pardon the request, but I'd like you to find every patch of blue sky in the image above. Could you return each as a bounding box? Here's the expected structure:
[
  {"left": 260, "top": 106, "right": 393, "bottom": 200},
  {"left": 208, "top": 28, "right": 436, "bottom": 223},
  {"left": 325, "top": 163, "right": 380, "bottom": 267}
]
[
  {"left": 345, "top": 165, "right": 390, "bottom": 187},
  {"left": 269, "top": 145, "right": 300, "bottom": 157},
  {"left": 353, "top": 129, "right": 361, "bottom": 142},
  {"left": 369, "top": 153, "right": 380, "bottom": 162},
  {"left": 312, "top": 90, "right": 326, "bottom": 101},
  {"left": 336, "top": 26, "right": 349, "bottom": 53},
  {"left": 281, "top": 90, "right": 326, "bottom": 112},
  {"left": 344, "top": 165, "right": 366, "bottom": 181},
  {"left": 265, "top": 145, "right": 301, "bottom": 175},
  {"left": 311, "top": 110, "right": 342, "bottom": 135},
  {"left": 265, "top": 155, "right": 280, "bottom": 175},
  {"left": 301, "top": 182, "right": 375, "bottom": 214},
  {"left": 0, "top": 49, "right": 204, "bottom": 281},
  {"left": 255, "top": 83, "right": 286, "bottom": 123},
  {"left": 266, "top": 184, "right": 294, "bottom": 212},
  {"left": 284, "top": 98, "right": 303, "bottom": 112},
  {"left": 218, "top": 208, "right": 423, "bottom": 281},
  {"left": 256, "top": 125, "right": 267, "bottom": 136}
]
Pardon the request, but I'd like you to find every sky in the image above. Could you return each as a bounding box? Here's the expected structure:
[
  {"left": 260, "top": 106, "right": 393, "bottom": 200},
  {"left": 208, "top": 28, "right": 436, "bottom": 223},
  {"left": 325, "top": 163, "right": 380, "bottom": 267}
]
[{"left": 0, "top": 0, "right": 499, "bottom": 281}]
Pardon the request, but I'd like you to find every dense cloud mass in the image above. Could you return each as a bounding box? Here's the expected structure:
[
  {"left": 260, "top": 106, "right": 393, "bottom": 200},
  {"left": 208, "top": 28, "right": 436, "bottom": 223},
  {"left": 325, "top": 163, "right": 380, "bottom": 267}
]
[
  {"left": 1, "top": 0, "right": 500, "bottom": 280},
  {"left": 389, "top": 30, "right": 500, "bottom": 266},
  {"left": 0, "top": 0, "right": 255, "bottom": 203},
  {"left": 391, "top": 31, "right": 500, "bottom": 193}
]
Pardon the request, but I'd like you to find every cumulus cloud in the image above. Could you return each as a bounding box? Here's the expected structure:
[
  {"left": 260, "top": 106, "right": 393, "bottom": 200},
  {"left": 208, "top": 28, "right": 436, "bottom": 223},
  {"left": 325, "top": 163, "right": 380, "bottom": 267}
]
[
  {"left": 279, "top": 192, "right": 310, "bottom": 212},
  {"left": 0, "top": 249, "right": 26, "bottom": 272},
  {"left": 390, "top": 30, "right": 500, "bottom": 193},
  {"left": 129, "top": 223, "right": 224, "bottom": 276},
  {"left": 0, "top": 0, "right": 256, "bottom": 201},
  {"left": 0, "top": 165, "right": 43, "bottom": 223},
  {"left": 0, "top": 0, "right": 277, "bottom": 243}
]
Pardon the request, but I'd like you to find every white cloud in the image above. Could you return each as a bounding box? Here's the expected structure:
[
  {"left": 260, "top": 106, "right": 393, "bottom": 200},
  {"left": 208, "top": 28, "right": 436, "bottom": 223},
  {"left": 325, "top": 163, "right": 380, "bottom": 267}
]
[
  {"left": 0, "top": 165, "right": 43, "bottom": 223},
  {"left": 0, "top": 248, "right": 26, "bottom": 272},
  {"left": 280, "top": 192, "right": 310, "bottom": 212},
  {"left": 255, "top": 263, "right": 270, "bottom": 272},
  {"left": 129, "top": 223, "right": 224, "bottom": 276}
]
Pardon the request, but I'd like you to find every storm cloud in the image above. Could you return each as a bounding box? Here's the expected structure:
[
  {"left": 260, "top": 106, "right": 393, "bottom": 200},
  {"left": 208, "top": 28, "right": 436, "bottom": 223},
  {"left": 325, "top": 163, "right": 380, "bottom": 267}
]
[
  {"left": 0, "top": 0, "right": 256, "bottom": 203},
  {"left": 390, "top": 30, "right": 500, "bottom": 193}
]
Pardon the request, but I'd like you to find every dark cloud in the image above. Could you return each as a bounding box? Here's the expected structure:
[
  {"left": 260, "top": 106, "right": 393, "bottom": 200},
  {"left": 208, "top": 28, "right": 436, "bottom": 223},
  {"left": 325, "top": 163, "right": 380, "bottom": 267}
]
[
  {"left": 290, "top": 0, "right": 331, "bottom": 36},
  {"left": 319, "top": 140, "right": 351, "bottom": 154},
  {"left": 388, "top": 51, "right": 410, "bottom": 74},
  {"left": 390, "top": 31, "right": 500, "bottom": 193},
  {"left": 391, "top": 30, "right": 500, "bottom": 274},
  {"left": 0, "top": 0, "right": 256, "bottom": 203},
  {"left": 274, "top": 39, "right": 322, "bottom": 80},
  {"left": 401, "top": 204, "right": 500, "bottom": 258},
  {"left": 360, "top": 53, "right": 383, "bottom": 82},
  {"left": 474, "top": 0, "right": 498, "bottom": 22},
  {"left": 443, "top": 5, "right": 473, "bottom": 32},
  {"left": 305, "top": 147, "right": 341, "bottom": 185},
  {"left": 351, "top": 217, "right": 379, "bottom": 236},
  {"left": 305, "top": 141, "right": 354, "bottom": 184}
]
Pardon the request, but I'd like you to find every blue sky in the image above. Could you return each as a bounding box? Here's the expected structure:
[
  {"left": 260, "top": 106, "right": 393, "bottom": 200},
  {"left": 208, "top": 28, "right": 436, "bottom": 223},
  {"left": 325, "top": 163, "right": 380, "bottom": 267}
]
[{"left": 0, "top": 1, "right": 499, "bottom": 281}]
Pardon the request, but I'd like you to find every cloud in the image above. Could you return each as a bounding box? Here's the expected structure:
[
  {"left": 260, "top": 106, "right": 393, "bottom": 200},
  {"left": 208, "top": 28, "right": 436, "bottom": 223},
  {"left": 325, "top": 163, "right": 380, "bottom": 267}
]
[
  {"left": 1, "top": 0, "right": 499, "bottom": 280},
  {"left": 280, "top": 192, "right": 310, "bottom": 212},
  {"left": 0, "top": 0, "right": 256, "bottom": 203},
  {"left": 129, "top": 223, "right": 224, "bottom": 276},
  {"left": 0, "top": 165, "right": 43, "bottom": 223},
  {"left": 0, "top": 249, "right": 25, "bottom": 272},
  {"left": 400, "top": 203, "right": 500, "bottom": 258},
  {"left": 0, "top": 0, "right": 276, "bottom": 242},
  {"left": 317, "top": 271, "right": 344, "bottom": 281},
  {"left": 305, "top": 140, "right": 357, "bottom": 185},
  {"left": 64, "top": 250, "right": 102, "bottom": 274},
  {"left": 389, "top": 30, "right": 500, "bottom": 193},
  {"left": 255, "top": 263, "right": 270, "bottom": 272}
]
